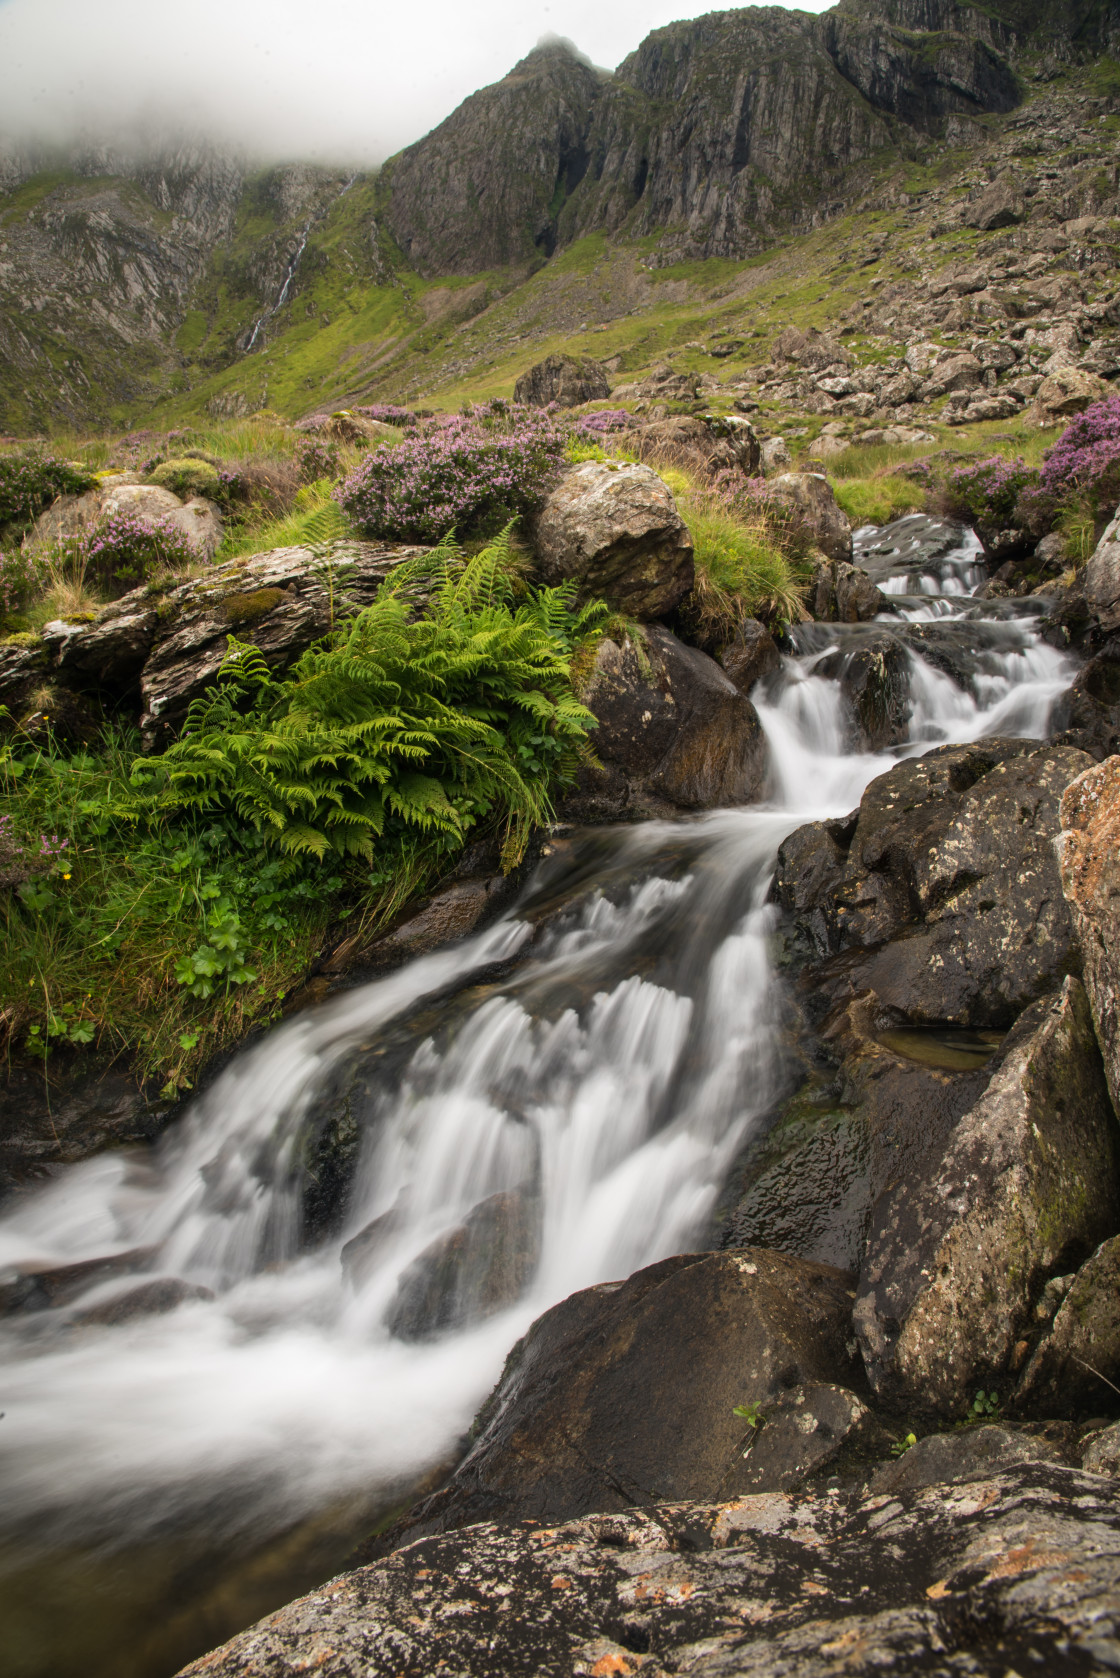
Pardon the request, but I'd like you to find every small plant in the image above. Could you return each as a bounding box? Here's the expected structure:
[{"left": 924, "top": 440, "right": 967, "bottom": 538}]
[
  {"left": 148, "top": 458, "right": 222, "bottom": 500},
  {"left": 890, "top": 1431, "right": 918, "bottom": 1458},
  {"left": 960, "top": 1389, "right": 1000, "bottom": 1426},
  {"left": 941, "top": 456, "right": 1038, "bottom": 533},
  {"left": 297, "top": 436, "right": 340, "bottom": 484},
  {"left": 80, "top": 509, "right": 196, "bottom": 594},
  {"left": 1, "top": 547, "right": 49, "bottom": 617},
  {"left": 732, "top": 1400, "right": 766, "bottom": 1430}
]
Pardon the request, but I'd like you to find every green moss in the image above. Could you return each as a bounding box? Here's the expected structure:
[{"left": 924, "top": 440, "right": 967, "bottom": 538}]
[
  {"left": 149, "top": 458, "right": 222, "bottom": 498},
  {"left": 220, "top": 588, "right": 289, "bottom": 627}
]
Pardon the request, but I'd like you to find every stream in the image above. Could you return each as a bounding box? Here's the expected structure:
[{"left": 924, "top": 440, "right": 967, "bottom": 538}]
[{"left": 0, "top": 515, "right": 1078, "bottom": 1678}]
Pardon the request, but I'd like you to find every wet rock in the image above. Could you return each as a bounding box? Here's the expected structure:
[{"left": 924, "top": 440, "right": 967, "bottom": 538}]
[
  {"left": 853, "top": 513, "right": 973, "bottom": 591},
  {"left": 0, "top": 1248, "right": 156, "bottom": 1316},
  {"left": 513, "top": 353, "right": 611, "bottom": 408},
  {"left": 72, "top": 1276, "right": 216, "bottom": 1324},
  {"left": 775, "top": 741, "right": 1093, "bottom": 1028},
  {"left": 384, "top": 1249, "right": 860, "bottom": 1543},
  {"left": 811, "top": 559, "right": 884, "bottom": 623},
  {"left": 532, "top": 460, "right": 694, "bottom": 620},
  {"left": 854, "top": 977, "right": 1120, "bottom": 1415},
  {"left": 340, "top": 1206, "right": 405, "bottom": 1288},
  {"left": 768, "top": 471, "right": 852, "bottom": 563},
  {"left": 865, "top": 1425, "right": 1068, "bottom": 1497},
  {"left": 1028, "top": 365, "right": 1113, "bottom": 426},
  {"left": 816, "top": 632, "right": 909, "bottom": 749},
  {"left": 386, "top": 1187, "right": 541, "bottom": 1341},
  {"left": 1056, "top": 754, "right": 1120, "bottom": 1115},
  {"left": 353, "top": 877, "right": 513, "bottom": 973},
  {"left": 716, "top": 618, "right": 780, "bottom": 694},
  {"left": 1050, "top": 638, "right": 1120, "bottom": 757},
  {"left": 567, "top": 624, "right": 768, "bottom": 818},
  {"left": 0, "top": 1062, "right": 172, "bottom": 1191},
  {"left": 723, "top": 1383, "right": 888, "bottom": 1496},
  {"left": 1016, "top": 1234, "right": 1120, "bottom": 1413},
  {"left": 181, "top": 1464, "right": 1120, "bottom": 1678}
]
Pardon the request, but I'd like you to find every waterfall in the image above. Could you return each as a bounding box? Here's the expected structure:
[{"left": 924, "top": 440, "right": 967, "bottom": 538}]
[{"left": 0, "top": 521, "right": 1078, "bottom": 1677}]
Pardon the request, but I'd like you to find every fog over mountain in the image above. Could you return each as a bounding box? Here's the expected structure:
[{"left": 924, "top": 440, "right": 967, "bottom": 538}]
[{"left": 0, "top": 0, "right": 834, "bottom": 164}]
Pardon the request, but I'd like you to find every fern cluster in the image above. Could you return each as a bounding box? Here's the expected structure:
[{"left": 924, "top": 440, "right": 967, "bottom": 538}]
[{"left": 130, "top": 531, "right": 608, "bottom": 872}]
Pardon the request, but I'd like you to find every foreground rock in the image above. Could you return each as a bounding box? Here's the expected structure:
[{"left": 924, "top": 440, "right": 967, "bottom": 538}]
[
  {"left": 383, "top": 1249, "right": 861, "bottom": 1546},
  {"left": 565, "top": 624, "right": 768, "bottom": 818},
  {"left": 767, "top": 471, "right": 852, "bottom": 563},
  {"left": 178, "top": 1464, "right": 1120, "bottom": 1678},
  {"left": 854, "top": 977, "right": 1119, "bottom": 1414},
  {"left": 1057, "top": 755, "right": 1120, "bottom": 1115},
  {"left": 16, "top": 540, "right": 427, "bottom": 744},
  {"left": 773, "top": 740, "right": 1093, "bottom": 1027},
  {"left": 532, "top": 460, "right": 694, "bottom": 619},
  {"left": 513, "top": 353, "right": 610, "bottom": 408}
]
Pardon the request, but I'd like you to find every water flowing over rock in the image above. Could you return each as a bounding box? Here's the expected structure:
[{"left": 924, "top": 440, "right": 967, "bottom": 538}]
[
  {"left": 531, "top": 460, "right": 694, "bottom": 619},
  {"left": 566, "top": 625, "right": 768, "bottom": 817},
  {"left": 853, "top": 977, "right": 1120, "bottom": 1413},
  {"left": 178, "top": 1464, "right": 1120, "bottom": 1678},
  {"left": 513, "top": 353, "right": 611, "bottom": 407}
]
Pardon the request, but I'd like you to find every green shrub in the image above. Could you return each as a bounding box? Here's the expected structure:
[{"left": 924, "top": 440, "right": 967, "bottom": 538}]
[
  {"left": 678, "top": 496, "right": 806, "bottom": 638},
  {"left": 832, "top": 476, "right": 923, "bottom": 527},
  {"left": 83, "top": 508, "right": 196, "bottom": 594},
  {"left": 148, "top": 458, "right": 223, "bottom": 500},
  {"left": 130, "top": 530, "right": 608, "bottom": 871},
  {"left": 0, "top": 452, "right": 97, "bottom": 534}
]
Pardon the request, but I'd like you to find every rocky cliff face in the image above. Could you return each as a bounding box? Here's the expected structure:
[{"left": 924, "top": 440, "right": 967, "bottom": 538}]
[{"left": 381, "top": 1, "right": 1023, "bottom": 274}]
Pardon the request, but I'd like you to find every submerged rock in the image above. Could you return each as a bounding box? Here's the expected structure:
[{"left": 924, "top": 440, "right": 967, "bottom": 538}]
[
  {"left": 179, "top": 1464, "right": 1120, "bottom": 1678},
  {"left": 379, "top": 1249, "right": 861, "bottom": 1545},
  {"left": 532, "top": 460, "right": 694, "bottom": 620},
  {"left": 566, "top": 624, "right": 768, "bottom": 818},
  {"left": 854, "top": 977, "right": 1120, "bottom": 1415},
  {"left": 386, "top": 1187, "right": 541, "bottom": 1341}
]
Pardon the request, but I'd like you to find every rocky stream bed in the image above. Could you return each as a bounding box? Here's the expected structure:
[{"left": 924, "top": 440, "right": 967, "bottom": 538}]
[{"left": 1, "top": 510, "right": 1120, "bottom": 1678}]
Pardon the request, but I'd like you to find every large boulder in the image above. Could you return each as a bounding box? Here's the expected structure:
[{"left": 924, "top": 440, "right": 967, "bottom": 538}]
[
  {"left": 565, "top": 624, "right": 768, "bottom": 818},
  {"left": 31, "top": 478, "right": 223, "bottom": 560},
  {"left": 39, "top": 540, "right": 428, "bottom": 743},
  {"left": 1016, "top": 1234, "right": 1120, "bottom": 1413},
  {"left": 964, "top": 174, "right": 1025, "bottom": 231},
  {"left": 854, "top": 977, "right": 1120, "bottom": 1414},
  {"left": 823, "top": 631, "right": 911, "bottom": 749},
  {"left": 922, "top": 352, "right": 982, "bottom": 398},
  {"left": 513, "top": 353, "right": 610, "bottom": 409},
  {"left": 810, "top": 559, "right": 885, "bottom": 623},
  {"left": 379, "top": 1249, "right": 862, "bottom": 1544},
  {"left": 1080, "top": 504, "right": 1120, "bottom": 636},
  {"left": 634, "top": 413, "right": 761, "bottom": 476},
  {"left": 772, "top": 741, "right": 1094, "bottom": 1028},
  {"left": 717, "top": 618, "right": 780, "bottom": 694},
  {"left": 532, "top": 460, "right": 694, "bottom": 619},
  {"left": 1049, "top": 634, "right": 1120, "bottom": 758},
  {"left": 767, "top": 472, "right": 852, "bottom": 563},
  {"left": 1028, "top": 366, "right": 1112, "bottom": 427},
  {"left": 181, "top": 1464, "right": 1120, "bottom": 1678},
  {"left": 1055, "top": 754, "right": 1120, "bottom": 1115}
]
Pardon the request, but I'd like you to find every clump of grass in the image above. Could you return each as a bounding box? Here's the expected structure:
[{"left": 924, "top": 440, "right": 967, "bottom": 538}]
[
  {"left": 678, "top": 494, "right": 808, "bottom": 639},
  {"left": 224, "top": 479, "right": 353, "bottom": 559},
  {"left": 832, "top": 476, "right": 924, "bottom": 527}
]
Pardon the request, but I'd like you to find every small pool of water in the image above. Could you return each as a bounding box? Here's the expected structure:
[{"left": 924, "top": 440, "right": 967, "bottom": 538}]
[{"left": 877, "top": 1026, "right": 1006, "bottom": 1073}]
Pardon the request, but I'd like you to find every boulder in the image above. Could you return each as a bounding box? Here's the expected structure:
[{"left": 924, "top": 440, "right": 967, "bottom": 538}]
[
  {"left": 532, "top": 461, "right": 694, "bottom": 620},
  {"left": 922, "top": 352, "right": 982, "bottom": 398},
  {"left": 1080, "top": 504, "right": 1120, "bottom": 635},
  {"left": 773, "top": 741, "right": 1094, "bottom": 1028},
  {"left": 181, "top": 1464, "right": 1120, "bottom": 1678},
  {"left": 1050, "top": 636, "right": 1120, "bottom": 758},
  {"left": 717, "top": 618, "right": 780, "bottom": 695},
  {"left": 964, "top": 175, "right": 1025, "bottom": 231},
  {"left": 768, "top": 472, "right": 852, "bottom": 564},
  {"left": 566, "top": 624, "right": 768, "bottom": 818},
  {"left": 513, "top": 354, "right": 611, "bottom": 409},
  {"left": 1083, "top": 1421, "right": 1120, "bottom": 1475},
  {"left": 854, "top": 977, "right": 1120, "bottom": 1414},
  {"left": 349, "top": 876, "right": 514, "bottom": 973},
  {"left": 1055, "top": 754, "right": 1120, "bottom": 1115},
  {"left": 865, "top": 1426, "right": 1068, "bottom": 1498},
  {"left": 382, "top": 1249, "right": 861, "bottom": 1543},
  {"left": 1016, "top": 1234, "right": 1120, "bottom": 1413},
  {"left": 385, "top": 1187, "right": 541, "bottom": 1341},
  {"left": 772, "top": 325, "right": 849, "bottom": 371},
  {"left": 1029, "top": 366, "right": 1112, "bottom": 427},
  {"left": 29, "top": 479, "right": 223, "bottom": 560},
  {"left": 820, "top": 631, "right": 911, "bottom": 749},
  {"left": 759, "top": 434, "right": 792, "bottom": 472},
  {"left": 723, "top": 1384, "right": 888, "bottom": 1496},
  {"left": 636, "top": 413, "right": 760, "bottom": 475}
]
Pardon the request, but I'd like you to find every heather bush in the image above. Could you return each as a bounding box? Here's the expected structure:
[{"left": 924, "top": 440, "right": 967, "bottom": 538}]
[
  {"left": 81, "top": 509, "right": 196, "bottom": 593},
  {"left": 356, "top": 404, "right": 416, "bottom": 427},
  {"left": 337, "top": 408, "right": 567, "bottom": 542},
  {"left": 1, "top": 547, "right": 49, "bottom": 616},
  {"left": 573, "top": 409, "right": 635, "bottom": 438},
  {"left": 297, "top": 436, "right": 340, "bottom": 483},
  {"left": 940, "top": 455, "right": 1038, "bottom": 532},
  {"left": 1036, "top": 396, "right": 1120, "bottom": 519},
  {"left": 0, "top": 452, "right": 97, "bottom": 534}
]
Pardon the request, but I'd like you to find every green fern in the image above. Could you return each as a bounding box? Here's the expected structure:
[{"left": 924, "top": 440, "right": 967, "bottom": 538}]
[{"left": 129, "top": 531, "right": 608, "bottom": 872}]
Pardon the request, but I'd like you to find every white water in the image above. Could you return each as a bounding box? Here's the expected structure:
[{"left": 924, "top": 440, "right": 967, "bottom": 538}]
[{"left": 0, "top": 524, "right": 1078, "bottom": 1643}]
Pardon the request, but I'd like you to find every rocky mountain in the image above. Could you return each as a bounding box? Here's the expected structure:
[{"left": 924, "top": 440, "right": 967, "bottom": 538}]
[{"left": 0, "top": 0, "right": 1118, "bottom": 430}]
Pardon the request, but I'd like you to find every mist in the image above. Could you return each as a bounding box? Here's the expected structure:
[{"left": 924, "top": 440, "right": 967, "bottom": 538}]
[{"left": 0, "top": 0, "right": 834, "bottom": 167}]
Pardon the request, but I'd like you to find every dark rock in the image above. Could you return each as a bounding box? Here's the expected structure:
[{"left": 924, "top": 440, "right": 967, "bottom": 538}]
[
  {"left": 852, "top": 513, "right": 975, "bottom": 592},
  {"left": 0, "top": 1063, "right": 172, "bottom": 1192},
  {"left": 72, "top": 1277, "right": 215, "bottom": 1325},
  {"left": 1056, "top": 754, "right": 1120, "bottom": 1116},
  {"left": 354, "top": 877, "right": 514, "bottom": 973},
  {"left": 964, "top": 175, "right": 1025, "bottom": 231},
  {"left": 385, "top": 1188, "right": 541, "bottom": 1342},
  {"left": 1082, "top": 1421, "right": 1120, "bottom": 1476},
  {"left": 0, "top": 1248, "right": 156, "bottom": 1317},
  {"left": 768, "top": 472, "right": 852, "bottom": 564},
  {"left": 340, "top": 1206, "right": 405, "bottom": 1288},
  {"left": 722, "top": 1383, "right": 889, "bottom": 1496},
  {"left": 834, "top": 561, "right": 884, "bottom": 623},
  {"left": 717, "top": 619, "right": 780, "bottom": 694},
  {"left": 819, "top": 631, "right": 911, "bottom": 748},
  {"left": 0, "top": 640, "right": 50, "bottom": 716},
  {"left": 1016, "top": 1234, "right": 1120, "bottom": 1414},
  {"left": 532, "top": 460, "right": 694, "bottom": 620},
  {"left": 774, "top": 741, "right": 1094, "bottom": 1028},
  {"left": 181, "top": 1464, "right": 1120, "bottom": 1678},
  {"left": 567, "top": 625, "right": 768, "bottom": 818},
  {"left": 865, "top": 1425, "right": 1069, "bottom": 1498},
  {"left": 385, "top": 1249, "right": 860, "bottom": 1544},
  {"left": 513, "top": 353, "right": 610, "bottom": 408},
  {"left": 1081, "top": 504, "right": 1120, "bottom": 636},
  {"left": 854, "top": 977, "right": 1120, "bottom": 1415},
  {"left": 1050, "top": 638, "right": 1120, "bottom": 756}
]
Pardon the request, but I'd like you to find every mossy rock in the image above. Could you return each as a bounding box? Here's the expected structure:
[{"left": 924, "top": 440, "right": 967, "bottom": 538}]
[
  {"left": 148, "top": 458, "right": 222, "bottom": 500},
  {"left": 220, "top": 587, "right": 289, "bottom": 628},
  {"left": 1, "top": 630, "right": 42, "bottom": 648}
]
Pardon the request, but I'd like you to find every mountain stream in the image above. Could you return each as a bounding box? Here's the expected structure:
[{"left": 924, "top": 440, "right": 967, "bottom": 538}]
[{"left": 0, "top": 516, "right": 1077, "bottom": 1678}]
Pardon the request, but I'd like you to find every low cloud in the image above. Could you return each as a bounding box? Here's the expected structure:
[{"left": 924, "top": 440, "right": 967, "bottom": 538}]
[{"left": 0, "top": 0, "right": 833, "bottom": 166}]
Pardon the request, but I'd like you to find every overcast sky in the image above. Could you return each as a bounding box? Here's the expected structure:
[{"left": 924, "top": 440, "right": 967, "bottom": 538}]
[{"left": 0, "top": 0, "right": 833, "bottom": 165}]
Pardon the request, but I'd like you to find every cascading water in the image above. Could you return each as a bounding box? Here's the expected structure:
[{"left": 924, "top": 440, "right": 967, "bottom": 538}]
[{"left": 0, "top": 516, "right": 1079, "bottom": 1678}]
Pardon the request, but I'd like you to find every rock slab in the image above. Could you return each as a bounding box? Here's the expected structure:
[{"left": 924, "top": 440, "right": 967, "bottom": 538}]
[{"left": 533, "top": 460, "right": 694, "bottom": 620}]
